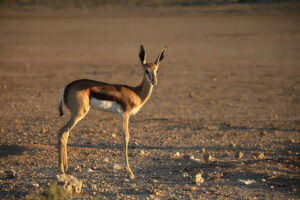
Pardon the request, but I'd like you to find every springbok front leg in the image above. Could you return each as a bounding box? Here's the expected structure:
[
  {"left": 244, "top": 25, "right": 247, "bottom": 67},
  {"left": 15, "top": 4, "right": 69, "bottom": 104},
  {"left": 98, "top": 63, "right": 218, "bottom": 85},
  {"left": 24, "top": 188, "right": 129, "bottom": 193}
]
[{"left": 121, "top": 112, "right": 135, "bottom": 179}]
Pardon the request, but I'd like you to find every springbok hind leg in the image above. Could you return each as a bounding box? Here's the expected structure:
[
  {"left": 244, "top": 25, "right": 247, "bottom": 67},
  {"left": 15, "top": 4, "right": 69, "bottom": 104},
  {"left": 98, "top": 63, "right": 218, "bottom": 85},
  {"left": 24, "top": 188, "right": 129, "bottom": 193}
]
[
  {"left": 58, "top": 114, "right": 85, "bottom": 173},
  {"left": 58, "top": 122, "right": 69, "bottom": 174}
]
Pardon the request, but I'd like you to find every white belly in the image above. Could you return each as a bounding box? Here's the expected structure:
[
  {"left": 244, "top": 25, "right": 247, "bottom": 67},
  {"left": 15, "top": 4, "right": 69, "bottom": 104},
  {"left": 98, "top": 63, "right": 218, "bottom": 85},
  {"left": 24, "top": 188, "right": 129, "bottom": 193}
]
[{"left": 90, "top": 98, "right": 122, "bottom": 114}]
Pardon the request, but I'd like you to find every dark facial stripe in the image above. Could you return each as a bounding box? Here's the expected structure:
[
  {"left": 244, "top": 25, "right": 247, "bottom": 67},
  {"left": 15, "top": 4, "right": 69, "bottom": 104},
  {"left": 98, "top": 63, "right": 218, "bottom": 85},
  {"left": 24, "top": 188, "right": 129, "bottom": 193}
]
[{"left": 146, "top": 69, "right": 154, "bottom": 83}]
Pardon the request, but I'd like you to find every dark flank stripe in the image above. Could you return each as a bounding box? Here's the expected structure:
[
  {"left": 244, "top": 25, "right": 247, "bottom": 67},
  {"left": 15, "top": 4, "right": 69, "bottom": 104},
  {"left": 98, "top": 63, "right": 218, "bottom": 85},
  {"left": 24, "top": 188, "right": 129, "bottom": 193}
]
[{"left": 89, "top": 89, "right": 127, "bottom": 111}]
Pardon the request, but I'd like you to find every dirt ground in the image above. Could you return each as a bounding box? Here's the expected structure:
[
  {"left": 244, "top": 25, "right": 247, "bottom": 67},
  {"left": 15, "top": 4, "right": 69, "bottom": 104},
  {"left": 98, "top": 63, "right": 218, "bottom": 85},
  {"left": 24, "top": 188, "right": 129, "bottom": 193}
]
[{"left": 0, "top": 8, "right": 299, "bottom": 199}]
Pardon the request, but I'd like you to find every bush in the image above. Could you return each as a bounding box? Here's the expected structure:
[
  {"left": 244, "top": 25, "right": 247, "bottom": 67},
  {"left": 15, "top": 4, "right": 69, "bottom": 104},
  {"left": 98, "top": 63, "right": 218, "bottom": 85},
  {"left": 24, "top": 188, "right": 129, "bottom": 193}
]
[{"left": 25, "top": 181, "right": 71, "bottom": 200}]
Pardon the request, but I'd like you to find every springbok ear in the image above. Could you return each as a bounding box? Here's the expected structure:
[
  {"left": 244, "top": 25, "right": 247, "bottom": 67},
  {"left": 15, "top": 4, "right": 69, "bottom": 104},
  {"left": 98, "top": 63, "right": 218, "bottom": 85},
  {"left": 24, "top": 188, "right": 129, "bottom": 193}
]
[
  {"left": 155, "top": 46, "right": 167, "bottom": 65},
  {"left": 139, "top": 45, "right": 146, "bottom": 65}
]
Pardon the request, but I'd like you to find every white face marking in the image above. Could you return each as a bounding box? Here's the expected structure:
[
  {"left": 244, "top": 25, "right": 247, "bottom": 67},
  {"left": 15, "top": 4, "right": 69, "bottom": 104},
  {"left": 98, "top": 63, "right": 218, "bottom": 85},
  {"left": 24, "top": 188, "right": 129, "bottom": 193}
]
[{"left": 90, "top": 98, "right": 123, "bottom": 114}]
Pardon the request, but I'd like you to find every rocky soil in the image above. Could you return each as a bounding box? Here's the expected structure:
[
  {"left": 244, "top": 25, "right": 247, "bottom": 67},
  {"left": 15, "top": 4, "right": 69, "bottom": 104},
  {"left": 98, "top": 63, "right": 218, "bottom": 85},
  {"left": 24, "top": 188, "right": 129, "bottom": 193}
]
[{"left": 0, "top": 8, "right": 299, "bottom": 199}]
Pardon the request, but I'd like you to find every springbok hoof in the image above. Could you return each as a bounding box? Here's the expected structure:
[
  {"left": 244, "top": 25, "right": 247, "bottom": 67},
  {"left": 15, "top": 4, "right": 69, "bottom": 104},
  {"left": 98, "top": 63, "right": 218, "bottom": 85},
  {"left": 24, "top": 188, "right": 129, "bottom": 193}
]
[{"left": 129, "top": 173, "right": 135, "bottom": 180}]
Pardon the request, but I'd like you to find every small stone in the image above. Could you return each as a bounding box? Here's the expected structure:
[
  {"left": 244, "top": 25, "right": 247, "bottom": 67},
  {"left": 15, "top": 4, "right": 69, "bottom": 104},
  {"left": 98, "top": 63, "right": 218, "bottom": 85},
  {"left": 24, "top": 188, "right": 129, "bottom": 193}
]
[
  {"left": 230, "top": 143, "right": 237, "bottom": 148},
  {"left": 260, "top": 131, "right": 267, "bottom": 136},
  {"left": 32, "top": 183, "right": 39, "bottom": 188},
  {"left": 214, "top": 172, "right": 223, "bottom": 180},
  {"left": 257, "top": 152, "right": 265, "bottom": 159},
  {"left": 227, "top": 121, "right": 233, "bottom": 127},
  {"left": 290, "top": 139, "right": 296, "bottom": 144},
  {"left": 183, "top": 154, "right": 194, "bottom": 160},
  {"left": 153, "top": 189, "right": 161, "bottom": 196},
  {"left": 91, "top": 166, "right": 97, "bottom": 170},
  {"left": 111, "top": 133, "right": 117, "bottom": 138},
  {"left": 56, "top": 174, "right": 82, "bottom": 195},
  {"left": 201, "top": 147, "right": 206, "bottom": 154},
  {"left": 188, "top": 92, "right": 194, "bottom": 98},
  {"left": 224, "top": 150, "right": 230, "bottom": 156},
  {"left": 152, "top": 179, "right": 158, "bottom": 183},
  {"left": 183, "top": 185, "right": 191, "bottom": 191},
  {"left": 257, "top": 143, "right": 263, "bottom": 149},
  {"left": 172, "top": 151, "right": 180, "bottom": 158},
  {"left": 139, "top": 150, "right": 145, "bottom": 156},
  {"left": 113, "top": 163, "right": 122, "bottom": 170},
  {"left": 182, "top": 172, "right": 189, "bottom": 177},
  {"left": 102, "top": 158, "right": 109, "bottom": 163},
  {"left": 6, "top": 169, "right": 20, "bottom": 179},
  {"left": 206, "top": 125, "right": 214, "bottom": 130},
  {"left": 190, "top": 186, "right": 198, "bottom": 191},
  {"left": 91, "top": 184, "right": 97, "bottom": 190},
  {"left": 87, "top": 168, "right": 93, "bottom": 172},
  {"left": 41, "top": 127, "right": 46, "bottom": 134},
  {"left": 293, "top": 188, "right": 297, "bottom": 192},
  {"left": 239, "top": 179, "right": 255, "bottom": 185},
  {"left": 195, "top": 173, "right": 204, "bottom": 185},
  {"left": 235, "top": 151, "right": 243, "bottom": 159},
  {"left": 75, "top": 166, "right": 82, "bottom": 172},
  {"left": 203, "top": 153, "right": 213, "bottom": 162},
  {"left": 192, "top": 158, "right": 201, "bottom": 163}
]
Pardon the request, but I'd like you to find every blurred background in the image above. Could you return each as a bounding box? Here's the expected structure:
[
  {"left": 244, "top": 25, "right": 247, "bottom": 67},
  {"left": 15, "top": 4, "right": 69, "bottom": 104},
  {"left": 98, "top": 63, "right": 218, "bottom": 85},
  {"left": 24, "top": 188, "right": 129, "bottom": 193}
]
[
  {"left": 0, "top": 0, "right": 299, "bottom": 11},
  {"left": 0, "top": 0, "right": 299, "bottom": 199}
]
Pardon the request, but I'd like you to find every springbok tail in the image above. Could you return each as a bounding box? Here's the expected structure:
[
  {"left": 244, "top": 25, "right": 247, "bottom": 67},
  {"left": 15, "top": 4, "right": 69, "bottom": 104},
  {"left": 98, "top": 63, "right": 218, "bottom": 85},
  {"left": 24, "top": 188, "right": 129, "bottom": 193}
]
[
  {"left": 58, "top": 87, "right": 65, "bottom": 116},
  {"left": 59, "top": 100, "right": 63, "bottom": 116}
]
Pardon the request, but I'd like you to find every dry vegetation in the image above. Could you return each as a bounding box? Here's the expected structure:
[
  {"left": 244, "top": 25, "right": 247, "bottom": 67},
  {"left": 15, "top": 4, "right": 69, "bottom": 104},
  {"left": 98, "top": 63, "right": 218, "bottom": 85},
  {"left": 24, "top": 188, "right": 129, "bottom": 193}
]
[{"left": 0, "top": 2, "right": 299, "bottom": 200}]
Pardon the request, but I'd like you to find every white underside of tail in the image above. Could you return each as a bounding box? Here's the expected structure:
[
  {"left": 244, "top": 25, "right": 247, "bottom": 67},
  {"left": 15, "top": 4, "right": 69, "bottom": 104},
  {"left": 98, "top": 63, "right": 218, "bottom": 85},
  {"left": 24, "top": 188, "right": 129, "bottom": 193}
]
[{"left": 90, "top": 98, "right": 123, "bottom": 114}]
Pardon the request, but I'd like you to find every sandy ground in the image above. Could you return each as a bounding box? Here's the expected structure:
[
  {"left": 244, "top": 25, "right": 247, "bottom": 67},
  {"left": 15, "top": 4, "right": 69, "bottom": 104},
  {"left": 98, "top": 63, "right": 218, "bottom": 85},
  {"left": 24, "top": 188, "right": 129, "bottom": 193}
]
[{"left": 0, "top": 9, "right": 299, "bottom": 199}]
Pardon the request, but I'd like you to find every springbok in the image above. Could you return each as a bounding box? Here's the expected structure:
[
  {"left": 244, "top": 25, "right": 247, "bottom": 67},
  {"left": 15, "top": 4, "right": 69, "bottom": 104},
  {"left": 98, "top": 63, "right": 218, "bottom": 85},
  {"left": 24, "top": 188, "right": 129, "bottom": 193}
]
[{"left": 58, "top": 45, "right": 166, "bottom": 179}]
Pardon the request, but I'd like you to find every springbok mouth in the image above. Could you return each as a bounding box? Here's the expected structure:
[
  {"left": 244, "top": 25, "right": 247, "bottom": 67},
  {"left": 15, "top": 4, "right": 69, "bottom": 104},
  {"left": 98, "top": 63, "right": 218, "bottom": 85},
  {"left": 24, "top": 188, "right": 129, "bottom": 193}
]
[{"left": 151, "top": 80, "right": 157, "bottom": 86}]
